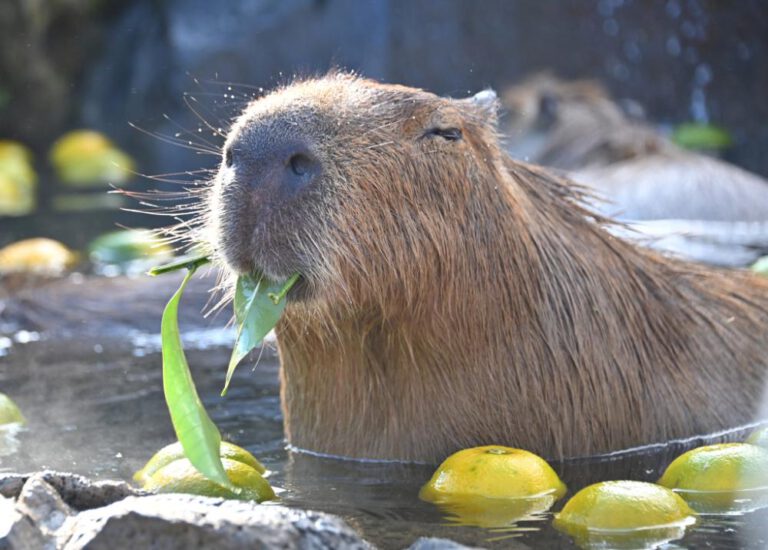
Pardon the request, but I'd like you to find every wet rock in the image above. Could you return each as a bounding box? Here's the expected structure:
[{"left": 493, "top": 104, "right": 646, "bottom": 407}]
[
  {"left": 0, "top": 270, "right": 224, "bottom": 338},
  {"left": 1, "top": 471, "right": 373, "bottom": 549},
  {"left": 0, "top": 506, "right": 48, "bottom": 550},
  {"left": 0, "top": 472, "right": 141, "bottom": 511},
  {"left": 15, "top": 476, "right": 73, "bottom": 536},
  {"left": 59, "top": 494, "right": 372, "bottom": 550},
  {"left": 1, "top": 475, "right": 72, "bottom": 550}
]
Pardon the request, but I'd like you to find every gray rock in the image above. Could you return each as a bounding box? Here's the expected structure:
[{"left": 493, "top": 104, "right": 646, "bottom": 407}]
[
  {"left": 58, "top": 494, "right": 372, "bottom": 549},
  {"left": 16, "top": 475, "right": 73, "bottom": 536},
  {"left": 0, "top": 489, "right": 51, "bottom": 550},
  {"left": 0, "top": 471, "right": 141, "bottom": 511}
]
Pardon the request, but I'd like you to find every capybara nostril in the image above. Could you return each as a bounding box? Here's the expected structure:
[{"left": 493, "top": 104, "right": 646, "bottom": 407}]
[
  {"left": 281, "top": 150, "right": 320, "bottom": 195},
  {"left": 287, "top": 152, "right": 319, "bottom": 180},
  {"left": 223, "top": 147, "right": 234, "bottom": 168}
]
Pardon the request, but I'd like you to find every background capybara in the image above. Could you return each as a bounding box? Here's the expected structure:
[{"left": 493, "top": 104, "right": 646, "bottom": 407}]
[
  {"left": 501, "top": 74, "right": 768, "bottom": 267},
  {"left": 208, "top": 73, "right": 768, "bottom": 463}
]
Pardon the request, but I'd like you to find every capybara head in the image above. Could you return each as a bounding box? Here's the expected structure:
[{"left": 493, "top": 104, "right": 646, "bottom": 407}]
[
  {"left": 209, "top": 73, "right": 501, "bottom": 307},
  {"left": 502, "top": 74, "right": 615, "bottom": 137},
  {"left": 500, "top": 73, "right": 656, "bottom": 169}
]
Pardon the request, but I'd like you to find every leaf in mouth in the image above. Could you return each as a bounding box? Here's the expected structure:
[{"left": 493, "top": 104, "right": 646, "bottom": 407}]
[
  {"left": 221, "top": 273, "right": 300, "bottom": 396},
  {"left": 154, "top": 252, "right": 299, "bottom": 487},
  {"left": 148, "top": 253, "right": 211, "bottom": 276},
  {"left": 161, "top": 265, "right": 234, "bottom": 490}
]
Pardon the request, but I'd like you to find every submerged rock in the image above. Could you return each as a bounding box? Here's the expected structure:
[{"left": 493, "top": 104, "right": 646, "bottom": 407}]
[{"left": 0, "top": 270, "right": 223, "bottom": 338}]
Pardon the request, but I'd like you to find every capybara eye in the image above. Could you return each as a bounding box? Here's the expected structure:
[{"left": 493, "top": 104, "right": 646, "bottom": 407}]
[
  {"left": 424, "top": 127, "right": 463, "bottom": 142},
  {"left": 289, "top": 153, "right": 314, "bottom": 177},
  {"left": 223, "top": 147, "right": 234, "bottom": 168}
]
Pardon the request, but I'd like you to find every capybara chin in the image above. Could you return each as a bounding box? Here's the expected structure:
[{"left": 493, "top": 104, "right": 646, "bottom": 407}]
[{"left": 206, "top": 72, "right": 768, "bottom": 463}]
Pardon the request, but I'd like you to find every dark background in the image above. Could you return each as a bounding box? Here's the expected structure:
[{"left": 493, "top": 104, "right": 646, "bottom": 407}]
[{"left": 1, "top": 0, "right": 766, "bottom": 245}]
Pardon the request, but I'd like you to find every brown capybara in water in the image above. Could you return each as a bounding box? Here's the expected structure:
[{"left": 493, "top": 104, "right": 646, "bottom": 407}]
[{"left": 206, "top": 73, "right": 768, "bottom": 463}]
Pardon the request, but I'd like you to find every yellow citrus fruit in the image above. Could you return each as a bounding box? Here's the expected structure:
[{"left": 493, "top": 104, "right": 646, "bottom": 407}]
[
  {"left": 554, "top": 481, "right": 695, "bottom": 547},
  {"left": 49, "top": 130, "right": 134, "bottom": 187},
  {"left": 142, "top": 458, "right": 275, "bottom": 503},
  {"left": 657, "top": 443, "right": 768, "bottom": 512},
  {"left": 0, "top": 393, "right": 25, "bottom": 426},
  {"left": 658, "top": 443, "right": 768, "bottom": 492},
  {"left": 0, "top": 141, "right": 36, "bottom": 187},
  {"left": 746, "top": 427, "right": 768, "bottom": 449},
  {"left": 0, "top": 238, "right": 77, "bottom": 276},
  {"left": 432, "top": 493, "right": 560, "bottom": 529},
  {"left": 420, "top": 445, "right": 566, "bottom": 502},
  {"left": 0, "top": 173, "right": 34, "bottom": 216},
  {"left": 134, "top": 441, "right": 266, "bottom": 484},
  {"left": 0, "top": 141, "right": 37, "bottom": 216}
]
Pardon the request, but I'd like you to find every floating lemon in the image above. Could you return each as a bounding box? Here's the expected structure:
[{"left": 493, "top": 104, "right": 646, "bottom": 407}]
[
  {"left": 142, "top": 458, "right": 275, "bottom": 503},
  {"left": 134, "top": 441, "right": 266, "bottom": 485},
  {"left": 88, "top": 229, "right": 173, "bottom": 274},
  {"left": 658, "top": 443, "right": 768, "bottom": 513},
  {"left": 554, "top": 481, "right": 696, "bottom": 548},
  {"left": 746, "top": 427, "right": 768, "bottom": 449},
  {"left": 0, "top": 393, "right": 25, "bottom": 426},
  {"left": 0, "top": 238, "right": 77, "bottom": 276},
  {"left": 0, "top": 140, "right": 36, "bottom": 216},
  {"left": 419, "top": 446, "right": 566, "bottom": 528},
  {"left": 49, "top": 130, "right": 134, "bottom": 187}
]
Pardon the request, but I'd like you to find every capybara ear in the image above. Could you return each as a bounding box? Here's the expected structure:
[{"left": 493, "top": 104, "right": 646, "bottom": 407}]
[{"left": 461, "top": 89, "right": 500, "bottom": 126}]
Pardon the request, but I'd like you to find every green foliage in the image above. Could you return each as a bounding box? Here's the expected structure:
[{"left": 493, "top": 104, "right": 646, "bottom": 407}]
[
  {"left": 221, "top": 273, "right": 298, "bottom": 396},
  {"left": 672, "top": 123, "right": 733, "bottom": 151},
  {"left": 88, "top": 229, "right": 173, "bottom": 268}
]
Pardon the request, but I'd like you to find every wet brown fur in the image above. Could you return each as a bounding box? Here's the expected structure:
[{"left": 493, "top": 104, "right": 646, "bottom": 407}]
[{"left": 210, "top": 73, "right": 768, "bottom": 463}]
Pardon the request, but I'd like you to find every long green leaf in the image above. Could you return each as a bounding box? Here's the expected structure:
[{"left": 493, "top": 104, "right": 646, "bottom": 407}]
[
  {"left": 162, "top": 267, "right": 234, "bottom": 489},
  {"left": 221, "top": 274, "right": 298, "bottom": 396}
]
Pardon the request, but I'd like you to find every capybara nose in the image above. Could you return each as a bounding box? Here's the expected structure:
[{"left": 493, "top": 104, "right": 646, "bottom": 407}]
[{"left": 224, "top": 137, "right": 322, "bottom": 200}]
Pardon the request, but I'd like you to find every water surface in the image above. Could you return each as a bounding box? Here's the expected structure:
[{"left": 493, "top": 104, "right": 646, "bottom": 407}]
[{"left": 1, "top": 329, "right": 766, "bottom": 549}]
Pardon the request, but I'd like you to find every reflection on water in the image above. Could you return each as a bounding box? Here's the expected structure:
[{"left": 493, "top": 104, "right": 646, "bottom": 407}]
[{"left": 1, "top": 332, "right": 767, "bottom": 549}]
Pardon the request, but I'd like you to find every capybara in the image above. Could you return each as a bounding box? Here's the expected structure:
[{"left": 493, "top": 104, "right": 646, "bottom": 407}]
[
  {"left": 501, "top": 74, "right": 768, "bottom": 266},
  {"left": 500, "top": 73, "right": 768, "bottom": 222},
  {"left": 207, "top": 73, "right": 768, "bottom": 463}
]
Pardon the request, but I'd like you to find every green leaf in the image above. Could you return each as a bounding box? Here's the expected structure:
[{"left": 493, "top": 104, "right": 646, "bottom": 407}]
[
  {"left": 149, "top": 254, "right": 211, "bottom": 277},
  {"left": 221, "top": 274, "right": 299, "bottom": 396},
  {"left": 162, "top": 267, "right": 234, "bottom": 489},
  {"left": 672, "top": 123, "right": 733, "bottom": 151}
]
